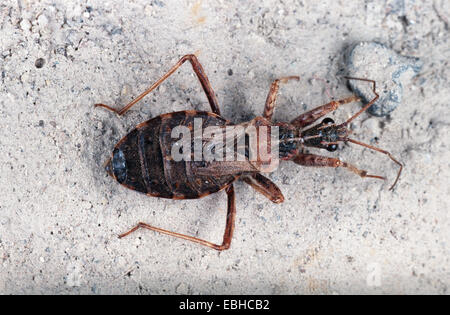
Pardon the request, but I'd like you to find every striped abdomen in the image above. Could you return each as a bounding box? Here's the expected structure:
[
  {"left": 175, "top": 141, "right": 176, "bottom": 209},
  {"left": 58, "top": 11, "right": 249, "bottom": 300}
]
[{"left": 107, "top": 111, "right": 238, "bottom": 199}]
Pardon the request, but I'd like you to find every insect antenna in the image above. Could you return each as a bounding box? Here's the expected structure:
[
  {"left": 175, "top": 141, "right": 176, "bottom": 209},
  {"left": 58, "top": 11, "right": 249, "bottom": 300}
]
[
  {"left": 342, "top": 76, "right": 379, "bottom": 126},
  {"left": 346, "top": 138, "right": 403, "bottom": 191}
]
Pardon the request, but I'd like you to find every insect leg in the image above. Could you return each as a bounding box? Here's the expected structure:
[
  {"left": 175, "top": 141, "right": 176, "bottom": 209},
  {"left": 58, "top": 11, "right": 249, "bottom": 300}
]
[
  {"left": 342, "top": 77, "right": 378, "bottom": 125},
  {"left": 263, "top": 76, "right": 300, "bottom": 121},
  {"left": 291, "top": 77, "right": 380, "bottom": 129},
  {"left": 293, "top": 153, "right": 386, "bottom": 181},
  {"left": 345, "top": 138, "right": 402, "bottom": 191},
  {"left": 95, "top": 54, "right": 221, "bottom": 115},
  {"left": 291, "top": 95, "right": 360, "bottom": 129},
  {"left": 241, "top": 173, "right": 284, "bottom": 203},
  {"left": 118, "top": 184, "right": 236, "bottom": 251}
]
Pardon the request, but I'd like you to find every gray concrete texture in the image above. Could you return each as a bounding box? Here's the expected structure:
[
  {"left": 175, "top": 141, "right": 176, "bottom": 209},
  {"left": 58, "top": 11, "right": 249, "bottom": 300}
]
[{"left": 0, "top": 0, "right": 449, "bottom": 294}]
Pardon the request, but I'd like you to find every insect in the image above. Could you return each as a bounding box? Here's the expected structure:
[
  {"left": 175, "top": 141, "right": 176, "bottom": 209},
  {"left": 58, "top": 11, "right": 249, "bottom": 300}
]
[{"left": 95, "top": 54, "right": 402, "bottom": 251}]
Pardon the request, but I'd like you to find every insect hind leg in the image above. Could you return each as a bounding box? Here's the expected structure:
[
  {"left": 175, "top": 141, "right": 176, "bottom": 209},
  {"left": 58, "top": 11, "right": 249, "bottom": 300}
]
[
  {"left": 95, "top": 54, "right": 222, "bottom": 116},
  {"left": 119, "top": 185, "right": 236, "bottom": 251}
]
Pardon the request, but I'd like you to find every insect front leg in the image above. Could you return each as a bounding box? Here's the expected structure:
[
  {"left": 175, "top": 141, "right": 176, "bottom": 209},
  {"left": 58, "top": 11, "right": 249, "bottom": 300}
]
[
  {"left": 290, "top": 95, "right": 360, "bottom": 129},
  {"left": 241, "top": 173, "right": 284, "bottom": 203},
  {"left": 263, "top": 76, "right": 300, "bottom": 121},
  {"left": 95, "top": 54, "right": 221, "bottom": 116},
  {"left": 293, "top": 153, "right": 386, "bottom": 181},
  {"left": 118, "top": 184, "right": 236, "bottom": 251}
]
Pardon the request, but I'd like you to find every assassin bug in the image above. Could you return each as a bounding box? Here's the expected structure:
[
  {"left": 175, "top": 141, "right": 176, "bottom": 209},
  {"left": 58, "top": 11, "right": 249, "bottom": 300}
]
[{"left": 95, "top": 54, "right": 402, "bottom": 251}]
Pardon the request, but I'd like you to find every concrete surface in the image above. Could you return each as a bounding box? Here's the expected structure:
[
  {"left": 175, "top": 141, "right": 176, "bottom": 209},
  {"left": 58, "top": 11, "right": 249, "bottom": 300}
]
[{"left": 0, "top": 0, "right": 449, "bottom": 294}]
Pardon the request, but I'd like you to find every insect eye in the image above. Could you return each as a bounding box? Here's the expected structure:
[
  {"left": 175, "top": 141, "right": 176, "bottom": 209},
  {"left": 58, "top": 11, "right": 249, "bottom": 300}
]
[
  {"left": 326, "top": 144, "right": 338, "bottom": 152},
  {"left": 322, "top": 117, "right": 334, "bottom": 125}
]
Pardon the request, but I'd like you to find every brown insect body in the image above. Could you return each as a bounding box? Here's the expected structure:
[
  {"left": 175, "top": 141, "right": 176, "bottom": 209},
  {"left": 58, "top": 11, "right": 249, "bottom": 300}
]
[
  {"left": 105, "top": 110, "right": 237, "bottom": 200},
  {"left": 96, "top": 54, "right": 403, "bottom": 251},
  {"left": 105, "top": 111, "right": 304, "bottom": 200}
]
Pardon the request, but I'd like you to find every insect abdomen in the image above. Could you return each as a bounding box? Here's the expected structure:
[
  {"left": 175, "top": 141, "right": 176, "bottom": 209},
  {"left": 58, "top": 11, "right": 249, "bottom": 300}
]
[
  {"left": 114, "top": 116, "right": 174, "bottom": 198},
  {"left": 112, "top": 111, "right": 236, "bottom": 199}
]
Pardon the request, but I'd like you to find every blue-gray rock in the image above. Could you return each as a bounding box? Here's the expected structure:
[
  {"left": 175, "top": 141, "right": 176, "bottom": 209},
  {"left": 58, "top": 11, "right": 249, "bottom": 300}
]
[{"left": 345, "top": 42, "right": 422, "bottom": 116}]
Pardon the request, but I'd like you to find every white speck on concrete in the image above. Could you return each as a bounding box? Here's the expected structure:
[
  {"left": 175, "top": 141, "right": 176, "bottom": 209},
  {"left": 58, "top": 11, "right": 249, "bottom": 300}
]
[
  {"left": 37, "top": 14, "right": 49, "bottom": 28},
  {"left": 20, "top": 18, "right": 32, "bottom": 32}
]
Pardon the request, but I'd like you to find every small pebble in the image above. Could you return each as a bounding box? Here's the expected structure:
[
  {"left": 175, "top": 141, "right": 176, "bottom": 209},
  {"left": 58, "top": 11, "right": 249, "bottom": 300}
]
[
  {"left": 121, "top": 84, "right": 129, "bottom": 96},
  {"left": 345, "top": 41, "right": 422, "bottom": 116},
  {"left": 20, "top": 72, "right": 30, "bottom": 83},
  {"left": 35, "top": 58, "right": 45, "bottom": 68},
  {"left": 144, "top": 5, "right": 153, "bottom": 16},
  {"left": 37, "top": 14, "right": 48, "bottom": 28},
  {"left": 20, "top": 19, "right": 31, "bottom": 31}
]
